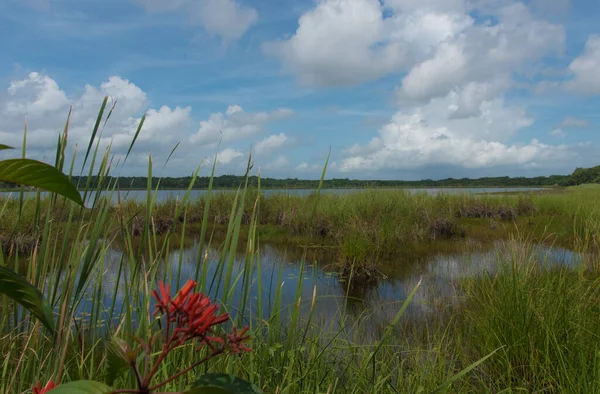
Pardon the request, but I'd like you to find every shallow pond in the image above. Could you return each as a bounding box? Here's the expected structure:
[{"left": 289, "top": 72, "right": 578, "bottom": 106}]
[{"left": 73, "top": 237, "right": 583, "bottom": 342}]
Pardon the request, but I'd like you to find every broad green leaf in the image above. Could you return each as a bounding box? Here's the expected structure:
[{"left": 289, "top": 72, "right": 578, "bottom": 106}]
[
  {"left": 47, "top": 380, "right": 113, "bottom": 394},
  {"left": 106, "top": 338, "right": 133, "bottom": 386},
  {"left": 0, "top": 265, "right": 55, "bottom": 333},
  {"left": 0, "top": 158, "right": 83, "bottom": 206},
  {"left": 0, "top": 144, "right": 13, "bottom": 151},
  {"left": 186, "top": 374, "right": 263, "bottom": 394}
]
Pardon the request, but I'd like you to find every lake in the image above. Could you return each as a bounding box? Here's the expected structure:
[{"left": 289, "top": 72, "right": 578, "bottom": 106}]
[
  {"left": 73, "top": 237, "right": 581, "bottom": 343},
  {"left": 3, "top": 187, "right": 548, "bottom": 203}
]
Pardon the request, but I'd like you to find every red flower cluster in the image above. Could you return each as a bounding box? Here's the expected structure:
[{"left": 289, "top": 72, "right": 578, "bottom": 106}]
[
  {"left": 227, "top": 326, "right": 252, "bottom": 354},
  {"left": 151, "top": 279, "right": 251, "bottom": 353},
  {"left": 32, "top": 380, "right": 56, "bottom": 394}
]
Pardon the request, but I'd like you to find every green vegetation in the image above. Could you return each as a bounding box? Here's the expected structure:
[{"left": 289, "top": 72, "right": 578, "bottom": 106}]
[
  {"left": 561, "top": 165, "right": 600, "bottom": 186},
  {"left": 0, "top": 173, "right": 567, "bottom": 190},
  {"left": 3, "top": 185, "right": 595, "bottom": 278},
  {"left": 2, "top": 101, "right": 600, "bottom": 393}
]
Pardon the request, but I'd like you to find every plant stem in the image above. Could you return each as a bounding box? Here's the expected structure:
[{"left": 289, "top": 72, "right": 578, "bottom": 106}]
[{"left": 149, "top": 348, "right": 225, "bottom": 391}]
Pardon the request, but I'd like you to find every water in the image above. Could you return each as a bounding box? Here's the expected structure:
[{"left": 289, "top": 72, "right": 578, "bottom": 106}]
[
  {"left": 1, "top": 187, "right": 547, "bottom": 203},
  {"left": 74, "top": 238, "right": 582, "bottom": 341}
]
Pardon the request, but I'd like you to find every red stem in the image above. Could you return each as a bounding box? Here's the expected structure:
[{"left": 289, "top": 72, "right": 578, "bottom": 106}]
[{"left": 143, "top": 339, "right": 176, "bottom": 388}]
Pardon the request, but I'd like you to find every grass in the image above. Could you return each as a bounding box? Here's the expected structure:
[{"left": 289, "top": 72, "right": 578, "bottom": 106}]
[
  {"left": 0, "top": 185, "right": 594, "bottom": 278},
  {"left": 2, "top": 102, "right": 600, "bottom": 393}
]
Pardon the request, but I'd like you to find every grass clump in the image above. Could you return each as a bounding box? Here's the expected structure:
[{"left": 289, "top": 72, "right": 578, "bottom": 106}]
[{"left": 456, "top": 244, "right": 600, "bottom": 392}]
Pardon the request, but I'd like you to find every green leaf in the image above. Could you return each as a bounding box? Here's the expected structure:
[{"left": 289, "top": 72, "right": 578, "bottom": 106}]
[
  {"left": 186, "top": 374, "right": 263, "bottom": 394},
  {"left": 0, "top": 265, "right": 55, "bottom": 333},
  {"left": 106, "top": 338, "right": 133, "bottom": 386},
  {"left": 47, "top": 380, "right": 114, "bottom": 394},
  {"left": 124, "top": 113, "right": 145, "bottom": 164},
  {"left": 83, "top": 96, "right": 108, "bottom": 171},
  {"left": 431, "top": 349, "right": 497, "bottom": 393},
  {"left": 0, "top": 158, "right": 83, "bottom": 206},
  {"left": 0, "top": 144, "right": 13, "bottom": 151}
]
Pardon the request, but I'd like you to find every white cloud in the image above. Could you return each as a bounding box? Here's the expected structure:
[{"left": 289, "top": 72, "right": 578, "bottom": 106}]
[
  {"left": 0, "top": 72, "right": 299, "bottom": 176},
  {"left": 1, "top": 73, "right": 156, "bottom": 150},
  {"left": 264, "top": 0, "right": 563, "bottom": 94},
  {"left": 296, "top": 162, "right": 308, "bottom": 171},
  {"left": 263, "top": 0, "right": 412, "bottom": 87},
  {"left": 253, "top": 133, "right": 290, "bottom": 155},
  {"left": 263, "top": 0, "right": 583, "bottom": 177},
  {"left": 550, "top": 128, "right": 566, "bottom": 138},
  {"left": 190, "top": 0, "right": 258, "bottom": 41},
  {"left": 215, "top": 148, "right": 243, "bottom": 164},
  {"left": 133, "top": 0, "right": 257, "bottom": 40},
  {"left": 189, "top": 106, "right": 294, "bottom": 146},
  {"left": 295, "top": 162, "right": 322, "bottom": 172},
  {"left": 565, "top": 35, "right": 600, "bottom": 95},
  {"left": 0, "top": 72, "right": 196, "bottom": 173},
  {"left": 384, "top": 0, "right": 466, "bottom": 13},
  {"left": 397, "top": 3, "right": 564, "bottom": 104},
  {"left": 340, "top": 92, "right": 583, "bottom": 173},
  {"left": 5, "top": 72, "right": 70, "bottom": 117}
]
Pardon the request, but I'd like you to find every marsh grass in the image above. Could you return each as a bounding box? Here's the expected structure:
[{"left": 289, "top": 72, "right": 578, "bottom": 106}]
[
  {"left": 1, "top": 185, "right": 592, "bottom": 281},
  {"left": 456, "top": 237, "right": 600, "bottom": 392},
  {"left": 1, "top": 102, "right": 600, "bottom": 392}
]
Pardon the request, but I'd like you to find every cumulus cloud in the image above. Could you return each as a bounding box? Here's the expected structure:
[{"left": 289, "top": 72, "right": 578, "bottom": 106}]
[
  {"left": 263, "top": 0, "right": 412, "bottom": 87},
  {"left": 264, "top": 0, "right": 584, "bottom": 177},
  {"left": 215, "top": 148, "right": 244, "bottom": 164},
  {"left": 264, "top": 0, "right": 563, "bottom": 95},
  {"left": 565, "top": 35, "right": 600, "bottom": 95},
  {"left": 0, "top": 71, "right": 300, "bottom": 176},
  {"left": 133, "top": 0, "right": 257, "bottom": 40},
  {"left": 189, "top": 106, "right": 294, "bottom": 146},
  {"left": 296, "top": 162, "right": 322, "bottom": 172},
  {"left": 340, "top": 92, "right": 583, "bottom": 174},
  {"left": 0, "top": 72, "right": 177, "bottom": 155},
  {"left": 397, "top": 3, "right": 564, "bottom": 104},
  {"left": 253, "top": 133, "right": 290, "bottom": 155},
  {"left": 5, "top": 72, "right": 70, "bottom": 116},
  {"left": 0, "top": 72, "right": 225, "bottom": 176}
]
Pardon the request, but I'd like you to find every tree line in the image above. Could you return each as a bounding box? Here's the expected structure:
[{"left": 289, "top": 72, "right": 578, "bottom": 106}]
[{"left": 0, "top": 173, "right": 573, "bottom": 190}]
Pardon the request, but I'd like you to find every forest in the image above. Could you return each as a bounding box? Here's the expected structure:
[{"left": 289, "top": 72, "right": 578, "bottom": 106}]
[{"left": 0, "top": 173, "right": 571, "bottom": 190}]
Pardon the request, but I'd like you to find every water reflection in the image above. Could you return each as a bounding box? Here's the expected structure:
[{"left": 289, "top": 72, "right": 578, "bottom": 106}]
[{"left": 75, "top": 239, "right": 583, "bottom": 342}]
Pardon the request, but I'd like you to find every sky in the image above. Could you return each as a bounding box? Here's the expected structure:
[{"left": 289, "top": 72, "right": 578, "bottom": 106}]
[{"left": 0, "top": 0, "right": 599, "bottom": 180}]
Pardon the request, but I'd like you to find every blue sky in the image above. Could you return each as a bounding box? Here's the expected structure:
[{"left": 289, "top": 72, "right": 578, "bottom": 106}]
[{"left": 0, "top": 0, "right": 599, "bottom": 180}]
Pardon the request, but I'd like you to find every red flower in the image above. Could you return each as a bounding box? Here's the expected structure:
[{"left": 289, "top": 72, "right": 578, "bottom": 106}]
[
  {"left": 32, "top": 380, "right": 57, "bottom": 394},
  {"left": 151, "top": 280, "right": 172, "bottom": 317},
  {"left": 152, "top": 279, "right": 230, "bottom": 346},
  {"left": 227, "top": 326, "right": 252, "bottom": 354},
  {"left": 171, "top": 279, "right": 196, "bottom": 310}
]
